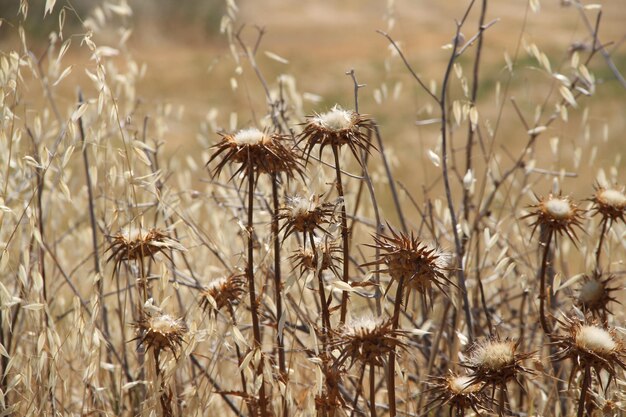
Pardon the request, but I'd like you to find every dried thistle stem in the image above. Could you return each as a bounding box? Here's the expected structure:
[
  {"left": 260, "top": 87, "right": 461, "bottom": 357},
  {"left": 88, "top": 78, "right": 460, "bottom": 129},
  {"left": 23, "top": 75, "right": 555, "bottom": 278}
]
[
  {"left": 577, "top": 366, "right": 591, "bottom": 417},
  {"left": 594, "top": 217, "right": 608, "bottom": 272},
  {"left": 272, "top": 174, "right": 287, "bottom": 381},
  {"left": 369, "top": 365, "right": 377, "bottom": 417},
  {"left": 228, "top": 305, "right": 254, "bottom": 417},
  {"left": 332, "top": 144, "right": 350, "bottom": 325},
  {"left": 309, "top": 234, "right": 332, "bottom": 336},
  {"left": 388, "top": 276, "right": 405, "bottom": 417},
  {"left": 246, "top": 166, "right": 269, "bottom": 417},
  {"left": 538, "top": 230, "right": 554, "bottom": 335}
]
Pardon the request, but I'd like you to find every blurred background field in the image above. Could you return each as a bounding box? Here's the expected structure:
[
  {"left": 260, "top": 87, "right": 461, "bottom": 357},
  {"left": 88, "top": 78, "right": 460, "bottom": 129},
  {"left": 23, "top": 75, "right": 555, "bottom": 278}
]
[{"left": 1, "top": 0, "right": 625, "bottom": 194}]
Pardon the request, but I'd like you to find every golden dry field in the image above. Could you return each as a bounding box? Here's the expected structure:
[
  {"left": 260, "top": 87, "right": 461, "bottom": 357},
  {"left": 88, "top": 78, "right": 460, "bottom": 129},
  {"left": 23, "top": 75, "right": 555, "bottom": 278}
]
[{"left": 1, "top": 1, "right": 626, "bottom": 416}]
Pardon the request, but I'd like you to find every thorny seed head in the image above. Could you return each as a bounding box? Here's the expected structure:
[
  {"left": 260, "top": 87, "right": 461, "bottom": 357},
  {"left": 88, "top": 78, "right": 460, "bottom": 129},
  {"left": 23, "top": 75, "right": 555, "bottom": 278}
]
[
  {"left": 591, "top": 186, "right": 626, "bottom": 224},
  {"left": 332, "top": 316, "right": 406, "bottom": 367},
  {"left": 278, "top": 194, "right": 336, "bottom": 241},
  {"left": 576, "top": 273, "right": 620, "bottom": 321},
  {"left": 523, "top": 193, "right": 585, "bottom": 242},
  {"left": 426, "top": 373, "right": 487, "bottom": 414},
  {"left": 135, "top": 313, "right": 187, "bottom": 356},
  {"left": 363, "top": 226, "right": 455, "bottom": 307},
  {"left": 106, "top": 227, "right": 184, "bottom": 270},
  {"left": 298, "top": 105, "right": 374, "bottom": 165},
  {"left": 290, "top": 236, "right": 342, "bottom": 278},
  {"left": 552, "top": 316, "right": 626, "bottom": 384},
  {"left": 464, "top": 337, "right": 534, "bottom": 387},
  {"left": 200, "top": 274, "right": 246, "bottom": 314},
  {"left": 206, "top": 128, "right": 302, "bottom": 180}
]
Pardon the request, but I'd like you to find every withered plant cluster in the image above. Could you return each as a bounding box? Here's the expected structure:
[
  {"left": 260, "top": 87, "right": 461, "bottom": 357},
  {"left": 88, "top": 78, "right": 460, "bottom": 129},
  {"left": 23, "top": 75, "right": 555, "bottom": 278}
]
[{"left": 0, "top": 1, "right": 625, "bottom": 417}]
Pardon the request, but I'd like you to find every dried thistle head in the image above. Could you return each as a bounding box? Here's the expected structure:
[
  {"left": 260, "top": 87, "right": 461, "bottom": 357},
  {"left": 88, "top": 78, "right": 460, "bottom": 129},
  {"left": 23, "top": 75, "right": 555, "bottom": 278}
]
[
  {"left": 298, "top": 105, "right": 374, "bottom": 165},
  {"left": 552, "top": 317, "right": 626, "bottom": 384},
  {"left": 107, "top": 227, "right": 184, "bottom": 271},
  {"left": 523, "top": 193, "right": 585, "bottom": 242},
  {"left": 590, "top": 186, "right": 626, "bottom": 224},
  {"left": 576, "top": 273, "right": 621, "bottom": 320},
  {"left": 200, "top": 274, "right": 246, "bottom": 314},
  {"left": 332, "top": 316, "right": 406, "bottom": 367},
  {"left": 463, "top": 337, "right": 534, "bottom": 387},
  {"left": 363, "top": 226, "right": 455, "bottom": 306},
  {"left": 135, "top": 313, "right": 187, "bottom": 357},
  {"left": 206, "top": 128, "right": 302, "bottom": 180},
  {"left": 290, "top": 237, "right": 342, "bottom": 278},
  {"left": 425, "top": 373, "right": 487, "bottom": 415},
  {"left": 278, "top": 194, "right": 336, "bottom": 241}
]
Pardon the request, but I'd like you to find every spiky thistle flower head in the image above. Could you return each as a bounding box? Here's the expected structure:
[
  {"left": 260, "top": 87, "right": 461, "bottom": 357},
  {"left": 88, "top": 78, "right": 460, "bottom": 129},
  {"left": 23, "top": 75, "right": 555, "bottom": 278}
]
[
  {"left": 552, "top": 316, "right": 626, "bottom": 383},
  {"left": 332, "top": 316, "right": 406, "bottom": 367},
  {"left": 463, "top": 337, "right": 534, "bottom": 387},
  {"left": 425, "top": 373, "right": 486, "bottom": 415},
  {"left": 200, "top": 273, "right": 246, "bottom": 314},
  {"left": 278, "top": 194, "right": 336, "bottom": 241},
  {"left": 290, "top": 236, "right": 342, "bottom": 278},
  {"left": 591, "top": 185, "right": 626, "bottom": 224},
  {"left": 206, "top": 128, "right": 302, "bottom": 180},
  {"left": 298, "top": 105, "right": 374, "bottom": 165},
  {"left": 106, "top": 227, "right": 184, "bottom": 271},
  {"left": 135, "top": 313, "right": 187, "bottom": 357},
  {"left": 576, "top": 273, "right": 620, "bottom": 321},
  {"left": 362, "top": 226, "right": 455, "bottom": 306},
  {"left": 522, "top": 193, "right": 585, "bottom": 242}
]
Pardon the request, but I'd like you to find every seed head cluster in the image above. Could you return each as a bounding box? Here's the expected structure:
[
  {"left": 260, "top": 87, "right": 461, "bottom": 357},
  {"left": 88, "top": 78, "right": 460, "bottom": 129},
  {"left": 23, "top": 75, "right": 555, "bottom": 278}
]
[
  {"left": 523, "top": 193, "right": 585, "bottom": 242},
  {"left": 426, "top": 373, "right": 486, "bottom": 415},
  {"left": 107, "top": 228, "right": 183, "bottom": 272},
  {"left": 552, "top": 316, "right": 626, "bottom": 383},
  {"left": 298, "top": 106, "right": 374, "bottom": 164},
  {"left": 278, "top": 194, "right": 336, "bottom": 241},
  {"left": 590, "top": 186, "right": 626, "bottom": 224},
  {"left": 576, "top": 273, "right": 620, "bottom": 321},
  {"left": 135, "top": 313, "right": 188, "bottom": 357},
  {"left": 200, "top": 273, "right": 247, "bottom": 314},
  {"left": 207, "top": 128, "right": 301, "bottom": 179},
  {"left": 463, "top": 337, "right": 533, "bottom": 387},
  {"left": 332, "top": 316, "right": 406, "bottom": 367},
  {"left": 363, "top": 226, "right": 455, "bottom": 306}
]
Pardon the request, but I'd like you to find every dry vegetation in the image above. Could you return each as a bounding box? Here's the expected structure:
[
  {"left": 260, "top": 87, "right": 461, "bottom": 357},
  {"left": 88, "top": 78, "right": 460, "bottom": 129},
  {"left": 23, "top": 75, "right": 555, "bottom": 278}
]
[{"left": 1, "top": 1, "right": 626, "bottom": 416}]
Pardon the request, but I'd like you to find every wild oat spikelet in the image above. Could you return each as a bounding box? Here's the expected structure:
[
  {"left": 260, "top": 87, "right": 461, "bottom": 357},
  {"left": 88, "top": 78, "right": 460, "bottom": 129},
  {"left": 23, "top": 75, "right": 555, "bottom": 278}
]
[
  {"left": 135, "top": 313, "right": 188, "bottom": 357},
  {"left": 200, "top": 273, "right": 246, "bottom": 314},
  {"left": 107, "top": 227, "right": 184, "bottom": 272},
  {"left": 523, "top": 193, "right": 585, "bottom": 242},
  {"left": 298, "top": 105, "right": 374, "bottom": 165},
  {"left": 590, "top": 186, "right": 626, "bottom": 224},
  {"left": 206, "top": 128, "right": 302, "bottom": 180},
  {"left": 363, "top": 226, "right": 455, "bottom": 306},
  {"left": 552, "top": 316, "right": 626, "bottom": 384},
  {"left": 278, "top": 194, "right": 336, "bottom": 242},
  {"left": 425, "top": 373, "right": 486, "bottom": 415},
  {"left": 332, "top": 316, "right": 406, "bottom": 367},
  {"left": 576, "top": 273, "right": 621, "bottom": 321},
  {"left": 464, "top": 337, "right": 534, "bottom": 388}
]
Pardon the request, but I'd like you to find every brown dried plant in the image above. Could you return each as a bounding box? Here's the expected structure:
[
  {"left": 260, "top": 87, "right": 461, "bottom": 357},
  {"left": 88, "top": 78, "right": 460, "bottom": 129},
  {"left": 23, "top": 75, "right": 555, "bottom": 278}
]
[
  {"left": 199, "top": 273, "right": 247, "bottom": 316},
  {"left": 134, "top": 313, "right": 188, "bottom": 358},
  {"left": 106, "top": 227, "right": 184, "bottom": 273},
  {"left": 206, "top": 127, "right": 302, "bottom": 180},
  {"left": 552, "top": 316, "right": 626, "bottom": 416},
  {"left": 298, "top": 106, "right": 374, "bottom": 165},
  {"left": 363, "top": 227, "right": 455, "bottom": 308},
  {"left": 463, "top": 337, "right": 534, "bottom": 416},
  {"left": 575, "top": 273, "right": 621, "bottom": 322},
  {"left": 278, "top": 194, "right": 336, "bottom": 243},
  {"left": 425, "top": 373, "right": 487, "bottom": 417}
]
